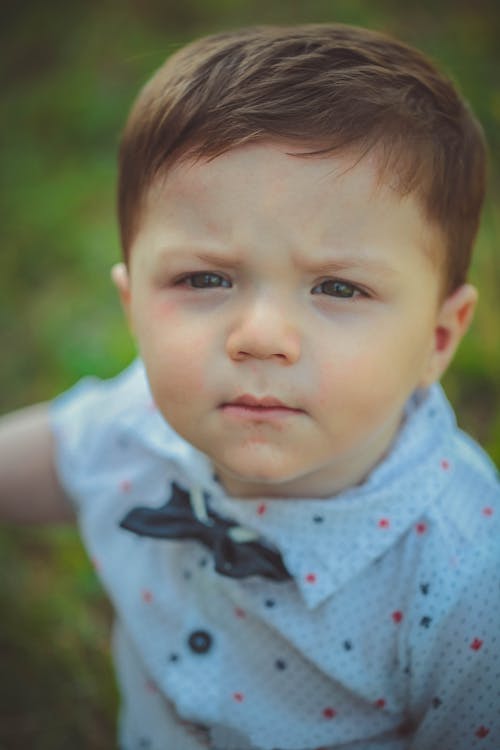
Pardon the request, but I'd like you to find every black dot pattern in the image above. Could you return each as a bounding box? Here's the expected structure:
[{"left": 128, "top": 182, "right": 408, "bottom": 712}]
[{"left": 188, "top": 630, "right": 213, "bottom": 654}]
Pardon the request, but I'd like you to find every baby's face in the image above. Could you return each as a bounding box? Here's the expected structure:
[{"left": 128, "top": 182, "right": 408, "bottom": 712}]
[{"left": 118, "top": 143, "right": 451, "bottom": 498}]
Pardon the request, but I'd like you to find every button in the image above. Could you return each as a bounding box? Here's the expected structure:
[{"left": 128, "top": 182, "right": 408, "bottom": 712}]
[{"left": 188, "top": 630, "right": 213, "bottom": 654}]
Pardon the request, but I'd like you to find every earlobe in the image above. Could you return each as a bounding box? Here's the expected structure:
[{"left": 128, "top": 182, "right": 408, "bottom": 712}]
[
  {"left": 421, "top": 283, "right": 478, "bottom": 387},
  {"left": 111, "top": 262, "right": 133, "bottom": 324}
]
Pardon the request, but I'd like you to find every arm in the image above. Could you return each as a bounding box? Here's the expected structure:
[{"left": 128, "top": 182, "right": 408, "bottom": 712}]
[{"left": 0, "top": 403, "right": 74, "bottom": 523}]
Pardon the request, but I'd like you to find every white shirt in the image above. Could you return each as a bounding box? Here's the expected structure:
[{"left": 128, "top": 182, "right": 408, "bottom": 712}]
[{"left": 51, "top": 360, "right": 500, "bottom": 750}]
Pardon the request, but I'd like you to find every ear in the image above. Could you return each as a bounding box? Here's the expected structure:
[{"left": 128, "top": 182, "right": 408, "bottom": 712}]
[
  {"left": 420, "top": 283, "right": 478, "bottom": 387},
  {"left": 111, "top": 262, "right": 133, "bottom": 327}
]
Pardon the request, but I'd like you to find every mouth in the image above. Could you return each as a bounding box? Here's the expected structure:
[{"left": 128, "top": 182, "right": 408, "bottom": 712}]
[{"left": 220, "top": 394, "right": 304, "bottom": 420}]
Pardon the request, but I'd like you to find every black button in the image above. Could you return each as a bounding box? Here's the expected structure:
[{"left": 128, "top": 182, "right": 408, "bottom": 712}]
[{"left": 188, "top": 630, "right": 213, "bottom": 654}]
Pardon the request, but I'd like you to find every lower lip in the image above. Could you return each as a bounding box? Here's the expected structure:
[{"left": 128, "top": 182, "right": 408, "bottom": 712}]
[{"left": 220, "top": 404, "right": 304, "bottom": 422}]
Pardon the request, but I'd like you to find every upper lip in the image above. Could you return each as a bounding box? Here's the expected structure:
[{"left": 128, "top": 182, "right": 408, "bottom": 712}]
[{"left": 224, "top": 394, "right": 297, "bottom": 409}]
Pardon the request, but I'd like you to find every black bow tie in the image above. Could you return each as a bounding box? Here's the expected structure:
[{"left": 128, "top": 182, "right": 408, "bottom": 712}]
[{"left": 119, "top": 482, "right": 291, "bottom": 582}]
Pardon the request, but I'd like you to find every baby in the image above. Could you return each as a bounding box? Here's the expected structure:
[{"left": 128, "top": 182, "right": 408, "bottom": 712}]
[{"left": 1, "top": 23, "right": 499, "bottom": 750}]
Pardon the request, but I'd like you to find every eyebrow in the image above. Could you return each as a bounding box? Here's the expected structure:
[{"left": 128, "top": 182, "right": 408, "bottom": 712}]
[
  {"left": 295, "top": 254, "right": 399, "bottom": 277},
  {"left": 154, "top": 247, "right": 244, "bottom": 270},
  {"left": 154, "top": 245, "right": 398, "bottom": 277}
]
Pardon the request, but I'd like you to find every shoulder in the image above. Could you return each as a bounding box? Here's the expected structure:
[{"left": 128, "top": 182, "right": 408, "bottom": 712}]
[
  {"left": 439, "top": 422, "right": 499, "bottom": 545},
  {"left": 406, "top": 415, "right": 499, "bottom": 638},
  {"left": 51, "top": 358, "right": 151, "bottom": 423},
  {"left": 401, "top": 391, "right": 499, "bottom": 632},
  {"left": 404, "top": 424, "right": 499, "bottom": 699},
  {"left": 49, "top": 359, "right": 197, "bottom": 505}
]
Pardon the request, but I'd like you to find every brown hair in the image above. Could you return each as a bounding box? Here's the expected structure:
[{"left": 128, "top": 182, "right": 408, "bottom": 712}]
[{"left": 118, "top": 24, "right": 487, "bottom": 294}]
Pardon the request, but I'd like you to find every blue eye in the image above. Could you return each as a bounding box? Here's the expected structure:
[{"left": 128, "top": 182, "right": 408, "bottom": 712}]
[
  {"left": 185, "top": 273, "right": 231, "bottom": 289},
  {"left": 311, "top": 279, "right": 360, "bottom": 298}
]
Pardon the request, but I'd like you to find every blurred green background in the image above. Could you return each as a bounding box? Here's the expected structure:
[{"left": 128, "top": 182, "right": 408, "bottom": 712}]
[{"left": 1, "top": 0, "right": 498, "bottom": 747}]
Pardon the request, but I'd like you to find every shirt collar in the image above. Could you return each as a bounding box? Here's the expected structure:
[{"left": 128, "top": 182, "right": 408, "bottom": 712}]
[
  {"left": 206, "top": 385, "right": 457, "bottom": 608},
  {"left": 131, "top": 371, "right": 456, "bottom": 609}
]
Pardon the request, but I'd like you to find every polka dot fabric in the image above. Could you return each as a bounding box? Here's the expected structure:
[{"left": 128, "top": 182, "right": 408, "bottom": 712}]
[{"left": 51, "top": 360, "right": 500, "bottom": 750}]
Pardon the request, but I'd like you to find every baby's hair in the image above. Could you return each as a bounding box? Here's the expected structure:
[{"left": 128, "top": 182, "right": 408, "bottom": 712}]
[{"left": 118, "top": 24, "right": 487, "bottom": 294}]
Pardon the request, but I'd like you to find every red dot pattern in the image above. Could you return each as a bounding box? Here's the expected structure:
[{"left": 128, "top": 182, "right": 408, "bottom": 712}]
[
  {"left": 145, "top": 678, "right": 158, "bottom": 693},
  {"left": 476, "top": 726, "right": 490, "bottom": 739},
  {"left": 322, "top": 707, "right": 336, "bottom": 719}
]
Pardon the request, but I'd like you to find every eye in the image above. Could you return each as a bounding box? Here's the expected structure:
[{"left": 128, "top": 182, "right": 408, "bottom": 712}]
[
  {"left": 311, "top": 279, "right": 362, "bottom": 298},
  {"left": 182, "top": 272, "right": 232, "bottom": 289}
]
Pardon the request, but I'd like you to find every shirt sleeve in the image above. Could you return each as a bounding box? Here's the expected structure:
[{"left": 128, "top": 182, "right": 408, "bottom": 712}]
[
  {"left": 409, "top": 544, "right": 500, "bottom": 750},
  {"left": 49, "top": 359, "right": 151, "bottom": 512}
]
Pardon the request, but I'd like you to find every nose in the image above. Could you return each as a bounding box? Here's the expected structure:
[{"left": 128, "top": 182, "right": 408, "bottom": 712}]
[{"left": 226, "top": 294, "right": 301, "bottom": 364}]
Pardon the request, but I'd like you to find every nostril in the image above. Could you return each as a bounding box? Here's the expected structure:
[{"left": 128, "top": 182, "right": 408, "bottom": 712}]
[
  {"left": 232, "top": 350, "right": 291, "bottom": 362},
  {"left": 226, "top": 313, "right": 300, "bottom": 363}
]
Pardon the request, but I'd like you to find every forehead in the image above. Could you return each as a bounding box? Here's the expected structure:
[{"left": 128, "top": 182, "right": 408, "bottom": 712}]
[
  {"left": 152, "top": 143, "right": 386, "bottom": 219},
  {"left": 136, "top": 143, "right": 442, "bottom": 272}
]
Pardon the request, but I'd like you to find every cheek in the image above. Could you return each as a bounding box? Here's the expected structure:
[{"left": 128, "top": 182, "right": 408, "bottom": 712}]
[
  {"left": 313, "top": 345, "right": 373, "bottom": 408},
  {"left": 136, "top": 316, "right": 213, "bottom": 403},
  {"left": 158, "top": 333, "right": 209, "bottom": 395},
  {"left": 151, "top": 299, "right": 178, "bottom": 317},
  {"left": 314, "top": 360, "right": 337, "bottom": 409},
  {"left": 313, "top": 324, "right": 434, "bottom": 417}
]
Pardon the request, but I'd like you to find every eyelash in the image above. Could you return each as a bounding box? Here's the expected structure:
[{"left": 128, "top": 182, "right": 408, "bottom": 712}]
[
  {"left": 176, "top": 272, "right": 366, "bottom": 299},
  {"left": 177, "top": 272, "right": 232, "bottom": 289},
  {"left": 311, "top": 279, "right": 365, "bottom": 299}
]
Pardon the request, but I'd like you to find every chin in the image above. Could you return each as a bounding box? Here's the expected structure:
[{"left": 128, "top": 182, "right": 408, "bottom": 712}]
[
  {"left": 219, "top": 452, "right": 296, "bottom": 480},
  {"left": 214, "top": 457, "right": 312, "bottom": 498}
]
